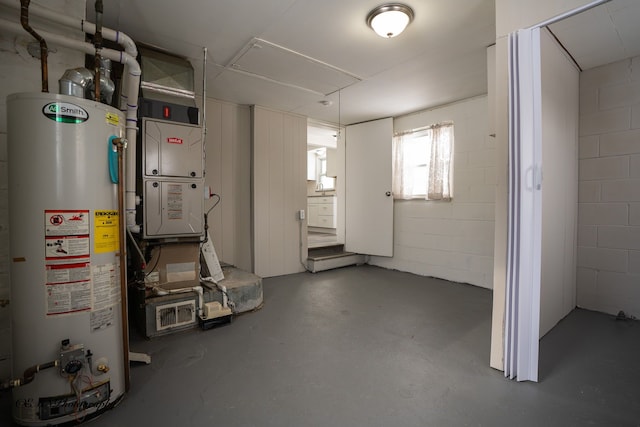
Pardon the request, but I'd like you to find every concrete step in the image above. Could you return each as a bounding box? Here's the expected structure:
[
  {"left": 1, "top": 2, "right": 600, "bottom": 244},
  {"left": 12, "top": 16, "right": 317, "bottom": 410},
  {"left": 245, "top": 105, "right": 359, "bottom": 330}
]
[
  {"left": 308, "top": 243, "right": 345, "bottom": 259},
  {"left": 307, "top": 252, "right": 366, "bottom": 273}
]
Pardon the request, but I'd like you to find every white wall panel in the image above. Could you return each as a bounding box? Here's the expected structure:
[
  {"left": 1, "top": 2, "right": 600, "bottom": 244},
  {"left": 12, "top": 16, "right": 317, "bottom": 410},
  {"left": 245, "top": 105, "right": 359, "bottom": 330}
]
[
  {"left": 204, "top": 98, "right": 252, "bottom": 271},
  {"left": 252, "top": 106, "right": 307, "bottom": 278}
]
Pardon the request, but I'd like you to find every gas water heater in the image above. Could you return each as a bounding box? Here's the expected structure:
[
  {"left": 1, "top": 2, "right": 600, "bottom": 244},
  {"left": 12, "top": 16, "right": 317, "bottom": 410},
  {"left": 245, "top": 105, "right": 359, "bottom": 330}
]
[{"left": 7, "top": 92, "right": 127, "bottom": 425}]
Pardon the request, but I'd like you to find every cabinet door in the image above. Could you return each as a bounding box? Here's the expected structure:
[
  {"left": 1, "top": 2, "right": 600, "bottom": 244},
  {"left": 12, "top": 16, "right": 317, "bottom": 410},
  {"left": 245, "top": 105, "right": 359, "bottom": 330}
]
[{"left": 308, "top": 204, "right": 319, "bottom": 226}]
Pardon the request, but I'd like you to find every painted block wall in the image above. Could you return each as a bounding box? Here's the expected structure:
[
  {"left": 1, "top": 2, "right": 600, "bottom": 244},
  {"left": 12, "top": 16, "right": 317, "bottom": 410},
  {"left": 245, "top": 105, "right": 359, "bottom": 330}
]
[
  {"left": 369, "top": 96, "right": 495, "bottom": 289},
  {"left": 0, "top": 0, "right": 86, "bottom": 379},
  {"left": 577, "top": 55, "right": 640, "bottom": 318}
]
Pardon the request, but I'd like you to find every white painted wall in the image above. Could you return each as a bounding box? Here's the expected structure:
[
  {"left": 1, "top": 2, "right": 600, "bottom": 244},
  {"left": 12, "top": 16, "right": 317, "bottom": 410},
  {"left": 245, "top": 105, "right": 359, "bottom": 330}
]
[
  {"left": 577, "top": 55, "right": 640, "bottom": 318},
  {"left": 369, "top": 96, "right": 495, "bottom": 289},
  {"left": 0, "top": 0, "right": 86, "bottom": 378},
  {"left": 203, "top": 98, "right": 252, "bottom": 271},
  {"left": 539, "top": 29, "right": 579, "bottom": 337},
  {"left": 252, "top": 106, "right": 307, "bottom": 278}
]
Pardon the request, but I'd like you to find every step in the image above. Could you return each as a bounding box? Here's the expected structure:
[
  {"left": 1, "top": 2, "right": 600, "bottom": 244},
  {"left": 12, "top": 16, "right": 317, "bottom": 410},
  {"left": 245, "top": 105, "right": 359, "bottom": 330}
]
[
  {"left": 308, "top": 243, "right": 345, "bottom": 259},
  {"left": 307, "top": 252, "right": 366, "bottom": 273}
]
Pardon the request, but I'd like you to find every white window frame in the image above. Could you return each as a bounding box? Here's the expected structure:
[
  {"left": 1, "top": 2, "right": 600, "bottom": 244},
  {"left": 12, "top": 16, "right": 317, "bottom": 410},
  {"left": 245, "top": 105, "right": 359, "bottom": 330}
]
[{"left": 392, "top": 122, "right": 454, "bottom": 201}]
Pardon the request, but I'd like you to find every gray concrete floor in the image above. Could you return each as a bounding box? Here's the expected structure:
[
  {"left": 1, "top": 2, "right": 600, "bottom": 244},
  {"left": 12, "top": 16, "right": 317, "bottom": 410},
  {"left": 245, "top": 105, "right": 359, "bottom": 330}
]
[{"left": 1, "top": 265, "right": 639, "bottom": 426}]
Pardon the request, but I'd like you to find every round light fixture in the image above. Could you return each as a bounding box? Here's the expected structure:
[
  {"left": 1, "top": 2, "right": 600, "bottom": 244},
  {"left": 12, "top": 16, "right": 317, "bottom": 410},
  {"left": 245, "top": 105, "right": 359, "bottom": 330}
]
[{"left": 366, "top": 3, "right": 414, "bottom": 38}]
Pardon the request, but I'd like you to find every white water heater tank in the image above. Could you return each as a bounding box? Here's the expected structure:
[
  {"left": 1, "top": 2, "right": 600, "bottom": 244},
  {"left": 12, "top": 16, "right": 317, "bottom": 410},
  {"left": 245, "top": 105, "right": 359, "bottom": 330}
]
[{"left": 7, "top": 92, "right": 126, "bottom": 426}]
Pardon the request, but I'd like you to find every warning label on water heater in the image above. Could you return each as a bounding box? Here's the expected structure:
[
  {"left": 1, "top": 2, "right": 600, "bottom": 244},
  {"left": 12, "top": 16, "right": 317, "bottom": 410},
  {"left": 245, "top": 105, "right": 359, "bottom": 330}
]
[
  {"left": 45, "top": 261, "right": 92, "bottom": 315},
  {"left": 91, "top": 263, "right": 120, "bottom": 331},
  {"left": 45, "top": 210, "right": 89, "bottom": 236},
  {"left": 44, "top": 210, "right": 92, "bottom": 316},
  {"left": 45, "top": 235, "right": 90, "bottom": 260}
]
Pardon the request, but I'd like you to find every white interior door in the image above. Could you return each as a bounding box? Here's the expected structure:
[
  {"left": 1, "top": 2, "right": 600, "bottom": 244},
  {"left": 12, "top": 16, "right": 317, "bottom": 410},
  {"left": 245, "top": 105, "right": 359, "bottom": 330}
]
[{"left": 345, "top": 118, "right": 393, "bottom": 256}]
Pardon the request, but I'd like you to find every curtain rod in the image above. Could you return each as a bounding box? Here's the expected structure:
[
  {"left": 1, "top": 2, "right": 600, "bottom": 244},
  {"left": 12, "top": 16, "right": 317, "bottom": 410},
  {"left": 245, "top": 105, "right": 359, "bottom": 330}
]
[
  {"left": 394, "top": 121, "right": 453, "bottom": 137},
  {"left": 527, "top": 0, "right": 610, "bottom": 30}
]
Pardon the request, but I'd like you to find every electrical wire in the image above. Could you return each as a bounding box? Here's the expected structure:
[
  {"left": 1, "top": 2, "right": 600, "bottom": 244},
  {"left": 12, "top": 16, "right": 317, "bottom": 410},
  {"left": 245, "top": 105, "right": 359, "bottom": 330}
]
[
  {"left": 126, "top": 226, "right": 145, "bottom": 269},
  {"left": 298, "top": 217, "right": 312, "bottom": 272},
  {"left": 206, "top": 193, "right": 221, "bottom": 215},
  {"left": 201, "top": 193, "right": 221, "bottom": 244},
  {"left": 144, "top": 245, "right": 161, "bottom": 278}
]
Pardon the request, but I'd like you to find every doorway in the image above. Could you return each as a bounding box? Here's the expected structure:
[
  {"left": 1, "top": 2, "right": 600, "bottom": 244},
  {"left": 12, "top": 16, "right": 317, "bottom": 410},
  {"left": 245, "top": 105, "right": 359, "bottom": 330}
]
[{"left": 307, "top": 122, "right": 342, "bottom": 249}]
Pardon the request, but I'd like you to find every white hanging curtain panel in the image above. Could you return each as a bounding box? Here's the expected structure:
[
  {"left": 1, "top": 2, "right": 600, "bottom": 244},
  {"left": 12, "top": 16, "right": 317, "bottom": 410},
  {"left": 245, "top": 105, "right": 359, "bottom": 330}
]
[
  {"left": 504, "top": 27, "right": 543, "bottom": 382},
  {"left": 392, "top": 123, "right": 453, "bottom": 201},
  {"left": 428, "top": 124, "right": 453, "bottom": 201}
]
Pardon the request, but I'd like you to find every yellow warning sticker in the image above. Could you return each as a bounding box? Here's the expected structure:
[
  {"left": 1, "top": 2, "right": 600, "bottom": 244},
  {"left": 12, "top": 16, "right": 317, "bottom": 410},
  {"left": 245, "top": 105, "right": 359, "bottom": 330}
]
[
  {"left": 94, "top": 210, "right": 119, "bottom": 253},
  {"left": 106, "top": 112, "right": 120, "bottom": 126}
]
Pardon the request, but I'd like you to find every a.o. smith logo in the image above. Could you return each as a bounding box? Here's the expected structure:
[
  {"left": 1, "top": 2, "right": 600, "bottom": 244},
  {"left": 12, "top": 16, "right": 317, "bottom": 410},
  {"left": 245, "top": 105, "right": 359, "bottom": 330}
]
[{"left": 42, "top": 102, "right": 89, "bottom": 124}]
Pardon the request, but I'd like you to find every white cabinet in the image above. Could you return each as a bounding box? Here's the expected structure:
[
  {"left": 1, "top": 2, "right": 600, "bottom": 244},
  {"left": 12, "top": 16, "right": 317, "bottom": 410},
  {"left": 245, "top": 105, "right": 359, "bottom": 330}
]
[{"left": 307, "top": 196, "right": 336, "bottom": 228}]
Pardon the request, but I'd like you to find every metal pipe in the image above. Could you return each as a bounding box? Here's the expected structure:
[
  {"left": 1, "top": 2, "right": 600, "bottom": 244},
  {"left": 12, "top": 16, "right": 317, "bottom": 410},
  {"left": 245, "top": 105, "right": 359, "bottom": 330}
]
[
  {"left": 1, "top": 360, "right": 59, "bottom": 390},
  {"left": 0, "top": 0, "right": 138, "bottom": 57},
  {"left": 527, "top": 0, "right": 610, "bottom": 30},
  {"left": 113, "top": 137, "right": 131, "bottom": 392},
  {"left": 19, "top": 0, "right": 48, "bottom": 92},
  {"left": 202, "top": 46, "right": 207, "bottom": 149},
  {"left": 0, "top": 17, "right": 142, "bottom": 231},
  {"left": 93, "top": 0, "right": 103, "bottom": 102},
  {"left": 0, "top": 1, "right": 140, "bottom": 227}
]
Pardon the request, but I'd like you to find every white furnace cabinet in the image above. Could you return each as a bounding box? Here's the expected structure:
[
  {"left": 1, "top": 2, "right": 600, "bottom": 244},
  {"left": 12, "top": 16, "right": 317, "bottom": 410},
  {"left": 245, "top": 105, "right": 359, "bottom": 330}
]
[{"left": 142, "top": 118, "right": 204, "bottom": 238}]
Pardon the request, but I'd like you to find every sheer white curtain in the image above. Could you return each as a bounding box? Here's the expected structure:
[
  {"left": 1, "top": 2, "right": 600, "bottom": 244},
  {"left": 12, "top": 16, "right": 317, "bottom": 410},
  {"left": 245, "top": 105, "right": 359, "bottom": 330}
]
[
  {"left": 428, "top": 124, "right": 453, "bottom": 201},
  {"left": 392, "top": 123, "right": 453, "bottom": 200},
  {"left": 392, "top": 132, "right": 410, "bottom": 199}
]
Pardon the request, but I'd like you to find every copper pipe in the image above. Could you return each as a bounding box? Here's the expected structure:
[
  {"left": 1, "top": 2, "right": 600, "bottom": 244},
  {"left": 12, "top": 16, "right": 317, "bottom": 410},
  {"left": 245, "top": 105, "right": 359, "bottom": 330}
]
[
  {"left": 1, "top": 360, "right": 58, "bottom": 390},
  {"left": 20, "top": 0, "right": 48, "bottom": 92},
  {"left": 93, "top": 0, "right": 103, "bottom": 101},
  {"left": 113, "top": 137, "right": 131, "bottom": 392}
]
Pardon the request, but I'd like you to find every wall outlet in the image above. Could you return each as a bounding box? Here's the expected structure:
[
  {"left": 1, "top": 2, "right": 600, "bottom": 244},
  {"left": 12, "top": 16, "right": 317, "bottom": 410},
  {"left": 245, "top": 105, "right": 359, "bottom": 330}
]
[{"left": 298, "top": 209, "right": 305, "bottom": 220}]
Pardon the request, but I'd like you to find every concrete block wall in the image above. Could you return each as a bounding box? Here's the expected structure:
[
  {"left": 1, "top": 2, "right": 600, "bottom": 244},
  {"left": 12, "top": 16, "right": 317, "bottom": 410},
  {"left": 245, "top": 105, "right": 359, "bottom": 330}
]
[
  {"left": 370, "top": 96, "right": 495, "bottom": 289},
  {"left": 0, "top": 0, "right": 86, "bottom": 378},
  {"left": 578, "top": 55, "right": 640, "bottom": 318}
]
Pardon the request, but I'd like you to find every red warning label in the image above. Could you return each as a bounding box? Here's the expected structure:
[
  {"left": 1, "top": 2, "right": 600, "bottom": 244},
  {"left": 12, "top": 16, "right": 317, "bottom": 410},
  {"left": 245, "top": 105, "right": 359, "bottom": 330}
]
[
  {"left": 45, "top": 210, "right": 89, "bottom": 236},
  {"left": 167, "top": 137, "right": 183, "bottom": 144}
]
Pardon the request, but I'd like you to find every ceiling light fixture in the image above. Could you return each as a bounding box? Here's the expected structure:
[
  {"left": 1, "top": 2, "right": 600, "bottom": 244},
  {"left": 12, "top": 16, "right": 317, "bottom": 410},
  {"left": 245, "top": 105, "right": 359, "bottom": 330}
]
[{"left": 366, "top": 3, "right": 414, "bottom": 38}]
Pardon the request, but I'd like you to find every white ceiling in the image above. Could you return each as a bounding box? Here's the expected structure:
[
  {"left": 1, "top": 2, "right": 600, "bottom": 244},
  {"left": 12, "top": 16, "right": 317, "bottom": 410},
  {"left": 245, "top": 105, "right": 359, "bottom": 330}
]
[
  {"left": 87, "top": 0, "right": 640, "bottom": 126},
  {"left": 89, "top": 0, "right": 495, "bottom": 125},
  {"left": 548, "top": 0, "right": 640, "bottom": 71}
]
